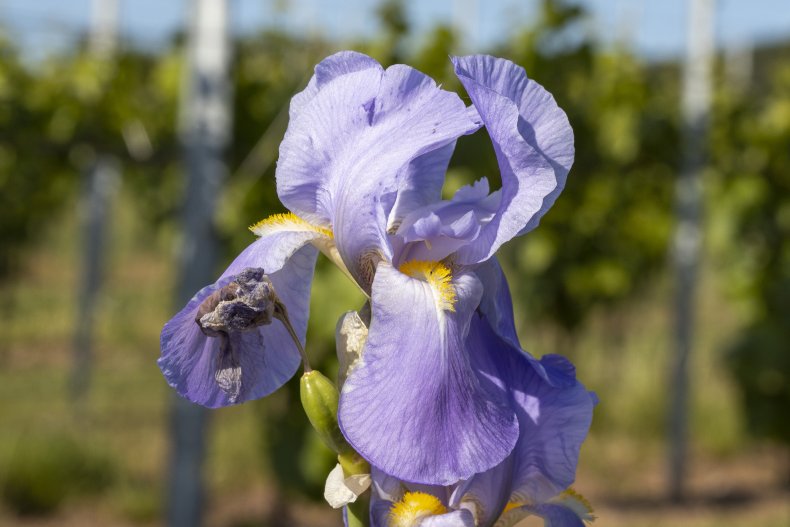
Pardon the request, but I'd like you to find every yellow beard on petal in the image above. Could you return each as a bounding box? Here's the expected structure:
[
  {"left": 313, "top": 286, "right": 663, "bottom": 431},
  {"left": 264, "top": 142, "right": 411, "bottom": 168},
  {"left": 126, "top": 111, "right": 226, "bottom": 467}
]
[
  {"left": 389, "top": 491, "right": 448, "bottom": 527},
  {"left": 552, "top": 487, "right": 595, "bottom": 522},
  {"left": 398, "top": 260, "right": 457, "bottom": 312},
  {"left": 249, "top": 212, "right": 333, "bottom": 238}
]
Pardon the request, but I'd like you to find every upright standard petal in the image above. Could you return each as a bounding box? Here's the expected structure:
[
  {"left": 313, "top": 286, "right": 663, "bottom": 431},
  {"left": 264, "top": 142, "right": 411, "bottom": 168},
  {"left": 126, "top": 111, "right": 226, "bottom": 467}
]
[
  {"left": 451, "top": 55, "right": 574, "bottom": 264},
  {"left": 468, "top": 317, "right": 594, "bottom": 503},
  {"left": 386, "top": 141, "right": 458, "bottom": 232},
  {"left": 339, "top": 262, "right": 518, "bottom": 485},
  {"left": 394, "top": 179, "right": 498, "bottom": 265},
  {"left": 289, "top": 51, "right": 383, "bottom": 121},
  {"left": 277, "top": 54, "right": 479, "bottom": 288},
  {"left": 158, "top": 227, "right": 322, "bottom": 407},
  {"left": 276, "top": 61, "right": 382, "bottom": 225}
]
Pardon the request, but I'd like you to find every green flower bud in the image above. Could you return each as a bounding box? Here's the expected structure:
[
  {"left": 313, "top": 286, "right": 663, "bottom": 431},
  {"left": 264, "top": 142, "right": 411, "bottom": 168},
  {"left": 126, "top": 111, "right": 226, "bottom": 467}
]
[{"left": 300, "top": 370, "right": 352, "bottom": 456}]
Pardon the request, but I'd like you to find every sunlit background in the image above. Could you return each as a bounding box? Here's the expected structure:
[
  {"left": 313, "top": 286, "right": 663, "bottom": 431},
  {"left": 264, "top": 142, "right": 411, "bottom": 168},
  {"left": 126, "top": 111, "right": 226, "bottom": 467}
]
[{"left": 1, "top": 0, "right": 788, "bottom": 526}]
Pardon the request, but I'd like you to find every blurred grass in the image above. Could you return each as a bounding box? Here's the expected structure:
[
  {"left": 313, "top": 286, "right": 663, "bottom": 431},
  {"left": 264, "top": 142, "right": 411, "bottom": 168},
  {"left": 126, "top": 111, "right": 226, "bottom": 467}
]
[
  {"left": 1, "top": 432, "right": 115, "bottom": 515},
  {"left": 0, "top": 186, "right": 787, "bottom": 526}
]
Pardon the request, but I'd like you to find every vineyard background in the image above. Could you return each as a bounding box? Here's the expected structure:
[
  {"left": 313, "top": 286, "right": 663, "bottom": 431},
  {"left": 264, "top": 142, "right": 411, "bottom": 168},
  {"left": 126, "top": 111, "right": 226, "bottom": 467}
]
[{"left": 1, "top": 1, "right": 788, "bottom": 526}]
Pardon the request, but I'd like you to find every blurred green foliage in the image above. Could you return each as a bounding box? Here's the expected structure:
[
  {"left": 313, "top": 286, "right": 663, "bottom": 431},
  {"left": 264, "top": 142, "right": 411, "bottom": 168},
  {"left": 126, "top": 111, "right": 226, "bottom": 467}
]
[
  {"left": 0, "top": 36, "right": 78, "bottom": 277},
  {"left": 491, "top": 1, "right": 679, "bottom": 335},
  {"left": 0, "top": 34, "right": 181, "bottom": 277},
  {"left": 715, "top": 61, "right": 790, "bottom": 448},
  {"left": 0, "top": 432, "right": 116, "bottom": 515},
  {"left": 113, "top": 479, "right": 162, "bottom": 524}
]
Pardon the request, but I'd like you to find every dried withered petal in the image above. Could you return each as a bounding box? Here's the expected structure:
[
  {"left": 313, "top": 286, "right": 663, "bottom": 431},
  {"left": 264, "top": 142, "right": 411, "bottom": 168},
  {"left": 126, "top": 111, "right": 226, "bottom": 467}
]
[
  {"left": 196, "top": 267, "right": 278, "bottom": 336},
  {"left": 214, "top": 336, "right": 242, "bottom": 403}
]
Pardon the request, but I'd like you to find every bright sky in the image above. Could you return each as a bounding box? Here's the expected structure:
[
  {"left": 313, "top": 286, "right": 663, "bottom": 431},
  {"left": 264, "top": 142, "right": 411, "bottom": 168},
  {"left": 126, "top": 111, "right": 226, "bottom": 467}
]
[{"left": 1, "top": 0, "right": 789, "bottom": 60}]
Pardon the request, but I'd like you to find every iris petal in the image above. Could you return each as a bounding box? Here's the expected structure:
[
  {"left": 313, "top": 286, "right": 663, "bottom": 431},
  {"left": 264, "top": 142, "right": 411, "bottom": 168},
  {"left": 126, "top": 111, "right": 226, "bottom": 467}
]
[
  {"left": 514, "top": 502, "right": 587, "bottom": 527},
  {"left": 450, "top": 455, "right": 514, "bottom": 527},
  {"left": 394, "top": 180, "right": 497, "bottom": 264},
  {"left": 451, "top": 55, "right": 574, "bottom": 264},
  {"left": 158, "top": 231, "right": 319, "bottom": 407},
  {"left": 369, "top": 469, "right": 476, "bottom": 527},
  {"left": 277, "top": 52, "right": 479, "bottom": 288},
  {"left": 472, "top": 257, "right": 520, "bottom": 347},
  {"left": 387, "top": 141, "right": 458, "bottom": 232},
  {"left": 370, "top": 499, "right": 393, "bottom": 527},
  {"left": 420, "top": 510, "right": 476, "bottom": 527},
  {"left": 277, "top": 63, "right": 382, "bottom": 226},
  {"left": 289, "top": 50, "right": 383, "bottom": 121},
  {"left": 468, "top": 317, "right": 594, "bottom": 502},
  {"left": 339, "top": 262, "right": 518, "bottom": 485}
]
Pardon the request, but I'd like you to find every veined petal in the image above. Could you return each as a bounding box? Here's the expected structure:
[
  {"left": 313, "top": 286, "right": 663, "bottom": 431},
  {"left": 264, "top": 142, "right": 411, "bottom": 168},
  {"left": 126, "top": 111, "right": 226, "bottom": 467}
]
[
  {"left": 450, "top": 456, "right": 514, "bottom": 527},
  {"left": 277, "top": 63, "right": 382, "bottom": 226},
  {"left": 158, "top": 229, "right": 320, "bottom": 407},
  {"left": 451, "top": 55, "right": 574, "bottom": 264},
  {"left": 277, "top": 53, "right": 479, "bottom": 288},
  {"left": 473, "top": 261, "right": 576, "bottom": 390},
  {"left": 468, "top": 317, "right": 594, "bottom": 503},
  {"left": 473, "top": 257, "right": 520, "bottom": 347},
  {"left": 393, "top": 178, "right": 499, "bottom": 261},
  {"left": 289, "top": 51, "right": 383, "bottom": 121},
  {"left": 394, "top": 179, "right": 497, "bottom": 264},
  {"left": 387, "top": 141, "right": 458, "bottom": 232},
  {"left": 500, "top": 501, "right": 589, "bottom": 527},
  {"left": 339, "top": 262, "right": 518, "bottom": 485}
]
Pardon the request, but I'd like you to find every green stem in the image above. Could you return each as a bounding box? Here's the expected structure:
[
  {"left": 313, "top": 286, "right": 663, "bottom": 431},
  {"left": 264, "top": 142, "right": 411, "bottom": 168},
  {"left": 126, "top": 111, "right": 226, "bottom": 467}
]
[
  {"left": 274, "top": 301, "right": 311, "bottom": 372},
  {"left": 339, "top": 452, "right": 370, "bottom": 527},
  {"left": 345, "top": 489, "right": 370, "bottom": 527}
]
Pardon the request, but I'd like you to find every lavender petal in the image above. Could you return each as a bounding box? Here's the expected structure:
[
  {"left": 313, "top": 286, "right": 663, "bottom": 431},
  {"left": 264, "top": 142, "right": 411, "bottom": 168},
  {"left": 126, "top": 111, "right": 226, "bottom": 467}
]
[
  {"left": 339, "top": 263, "right": 518, "bottom": 485},
  {"left": 451, "top": 55, "right": 574, "bottom": 264},
  {"left": 158, "top": 232, "right": 318, "bottom": 407}
]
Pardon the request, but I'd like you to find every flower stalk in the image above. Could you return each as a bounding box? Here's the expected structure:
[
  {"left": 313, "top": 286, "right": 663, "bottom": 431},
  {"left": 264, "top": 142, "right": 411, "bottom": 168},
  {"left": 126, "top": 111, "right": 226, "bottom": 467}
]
[
  {"left": 300, "top": 369, "right": 370, "bottom": 526},
  {"left": 274, "top": 299, "right": 311, "bottom": 372},
  {"left": 345, "top": 491, "right": 370, "bottom": 527}
]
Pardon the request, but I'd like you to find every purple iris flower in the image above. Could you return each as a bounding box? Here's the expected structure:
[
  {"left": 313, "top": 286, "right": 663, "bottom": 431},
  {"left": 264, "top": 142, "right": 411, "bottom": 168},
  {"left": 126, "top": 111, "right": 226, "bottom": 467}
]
[
  {"left": 331, "top": 264, "right": 595, "bottom": 527},
  {"left": 361, "top": 338, "right": 595, "bottom": 527},
  {"left": 368, "top": 468, "right": 594, "bottom": 527},
  {"left": 158, "top": 51, "right": 575, "bottom": 486}
]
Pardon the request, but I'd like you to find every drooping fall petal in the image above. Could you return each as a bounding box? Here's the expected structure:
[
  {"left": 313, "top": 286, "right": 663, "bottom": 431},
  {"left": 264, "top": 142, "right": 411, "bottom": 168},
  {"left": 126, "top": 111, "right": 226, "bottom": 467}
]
[
  {"left": 158, "top": 229, "right": 320, "bottom": 407},
  {"left": 339, "top": 262, "right": 518, "bottom": 485}
]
